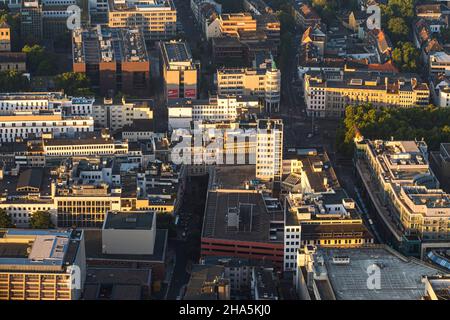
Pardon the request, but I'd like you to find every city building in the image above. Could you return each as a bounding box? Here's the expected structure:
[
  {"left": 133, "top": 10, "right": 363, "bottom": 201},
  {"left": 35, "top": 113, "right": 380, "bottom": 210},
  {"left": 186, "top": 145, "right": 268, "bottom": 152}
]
[
  {"left": 0, "top": 21, "right": 11, "bottom": 52},
  {"left": 160, "top": 40, "right": 199, "bottom": 102},
  {"left": 430, "top": 143, "right": 450, "bottom": 193},
  {"left": 216, "top": 56, "right": 281, "bottom": 112},
  {"left": 92, "top": 98, "right": 153, "bottom": 132},
  {"left": 73, "top": 26, "right": 150, "bottom": 96},
  {"left": 255, "top": 119, "right": 283, "bottom": 182},
  {"left": 429, "top": 51, "right": 450, "bottom": 76},
  {"left": 0, "top": 229, "right": 86, "bottom": 300},
  {"left": 251, "top": 266, "right": 279, "bottom": 300},
  {"left": 184, "top": 264, "right": 230, "bottom": 300},
  {"left": 295, "top": 4, "right": 321, "bottom": 29},
  {"left": 0, "top": 111, "right": 94, "bottom": 143},
  {"left": 42, "top": 133, "right": 129, "bottom": 158},
  {"left": 304, "top": 71, "right": 430, "bottom": 118},
  {"left": 167, "top": 94, "right": 260, "bottom": 130},
  {"left": 218, "top": 13, "right": 257, "bottom": 37},
  {"left": 0, "top": 52, "right": 26, "bottom": 72},
  {"left": 295, "top": 245, "right": 445, "bottom": 300},
  {"left": 355, "top": 139, "right": 450, "bottom": 257},
  {"left": 107, "top": 0, "right": 177, "bottom": 41},
  {"left": 200, "top": 165, "right": 285, "bottom": 268},
  {"left": 20, "top": 0, "right": 43, "bottom": 42},
  {"left": 102, "top": 211, "right": 157, "bottom": 255}
]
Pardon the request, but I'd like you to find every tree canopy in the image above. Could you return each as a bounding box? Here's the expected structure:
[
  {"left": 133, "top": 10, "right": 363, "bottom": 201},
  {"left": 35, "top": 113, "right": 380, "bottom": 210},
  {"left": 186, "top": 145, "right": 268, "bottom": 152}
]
[
  {"left": 0, "top": 209, "right": 13, "bottom": 228},
  {"left": 54, "top": 72, "right": 93, "bottom": 96},
  {"left": 29, "top": 211, "right": 54, "bottom": 229},
  {"left": 0, "top": 70, "right": 30, "bottom": 91},
  {"left": 336, "top": 105, "right": 450, "bottom": 156},
  {"left": 22, "top": 44, "right": 57, "bottom": 76},
  {"left": 391, "top": 42, "right": 420, "bottom": 72}
]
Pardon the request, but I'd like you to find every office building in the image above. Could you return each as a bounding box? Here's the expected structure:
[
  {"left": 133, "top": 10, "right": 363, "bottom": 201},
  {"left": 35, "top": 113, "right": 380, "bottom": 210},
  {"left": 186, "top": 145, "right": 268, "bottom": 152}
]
[
  {"left": 304, "top": 71, "right": 430, "bottom": 118},
  {"left": 218, "top": 13, "right": 257, "bottom": 37},
  {"left": 295, "top": 245, "right": 444, "bottom": 300},
  {"left": 20, "top": 0, "right": 43, "bottom": 42},
  {"left": 108, "top": 0, "right": 177, "bottom": 41},
  {"left": 73, "top": 26, "right": 150, "bottom": 96},
  {"left": 256, "top": 119, "right": 283, "bottom": 182},
  {"left": 355, "top": 139, "right": 450, "bottom": 257},
  {"left": 0, "top": 229, "right": 86, "bottom": 300},
  {"left": 167, "top": 94, "right": 259, "bottom": 130},
  {"left": 217, "top": 56, "right": 281, "bottom": 112},
  {"left": 200, "top": 165, "right": 285, "bottom": 268},
  {"left": 0, "top": 111, "right": 94, "bottom": 143},
  {"left": 160, "top": 40, "right": 198, "bottom": 102}
]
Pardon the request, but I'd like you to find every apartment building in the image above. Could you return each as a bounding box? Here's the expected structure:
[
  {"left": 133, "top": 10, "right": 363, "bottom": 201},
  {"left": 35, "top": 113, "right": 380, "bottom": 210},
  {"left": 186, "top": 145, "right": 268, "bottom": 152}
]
[
  {"left": 255, "top": 119, "right": 282, "bottom": 182},
  {"left": 167, "top": 94, "right": 260, "bottom": 130},
  {"left": 0, "top": 92, "right": 95, "bottom": 116},
  {"left": 304, "top": 71, "right": 430, "bottom": 118},
  {"left": 73, "top": 26, "right": 150, "bottom": 96},
  {"left": 92, "top": 99, "right": 153, "bottom": 132},
  {"left": 355, "top": 139, "right": 450, "bottom": 256},
  {"left": 0, "top": 111, "right": 94, "bottom": 143},
  {"left": 108, "top": 0, "right": 177, "bottom": 41},
  {"left": 217, "top": 56, "right": 281, "bottom": 112},
  {"left": 218, "top": 13, "right": 257, "bottom": 37},
  {"left": 0, "top": 229, "right": 86, "bottom": 300},
  {"left": 160, "top": 40, "right": 199, "bottom": 102}
]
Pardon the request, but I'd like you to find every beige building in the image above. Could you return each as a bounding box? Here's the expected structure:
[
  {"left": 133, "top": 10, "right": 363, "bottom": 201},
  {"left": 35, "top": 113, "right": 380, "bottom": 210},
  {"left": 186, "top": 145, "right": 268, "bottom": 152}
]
[
  {"left": 304, "top": 71, "right": 430, "bottom": 118},
  {"left": 218, "top": 12, "right": 257, "bottom": 37},
  {"left": 356, "top": 140, "right": 450, "bottom": 243},
  {"left": 160, "top": 40, "right": 198, "bottom": 101},
  {"left": 216, "top": 57, "right": 281, "bottom": 112},
  {"left": 0, "top": 21, "right": 11, "bottom": 52},
  {"left": 0, "top": 229, "right": 86, "bottom": 300},
  {"left": 108, "top": 0, "right": 177, "bottom": 41}
]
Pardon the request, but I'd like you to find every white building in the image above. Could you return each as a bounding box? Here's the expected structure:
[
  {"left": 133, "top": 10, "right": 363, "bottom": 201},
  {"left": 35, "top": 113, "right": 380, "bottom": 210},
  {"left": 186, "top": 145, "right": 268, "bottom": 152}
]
[
  {"left": 429, "top": 51, "right": 450, "bottom": 76},
  {"left": 42, "top": 135, "right": 128, "bottom": 157},
  {"left": 92, "top": 100, "right": 153, "bottom": 132},
  {"left": 0, "top": 112, "right": 94, "bottom": 142},
  {"left": 216, "top": 57, "right": 281, "bottom": 112},
  {"left": 167, "top": 95, "right": 260, "bottom": 130},
  {"left": 255, "top": 119, "right": 283, "bottom": 182}
]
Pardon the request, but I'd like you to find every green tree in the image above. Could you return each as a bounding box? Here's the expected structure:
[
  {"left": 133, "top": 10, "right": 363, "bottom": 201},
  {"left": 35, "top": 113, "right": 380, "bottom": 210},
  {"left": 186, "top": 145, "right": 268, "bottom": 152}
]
[
  {"left": 388, "top": 17, "right": 409, "bottom": 43},
  {"left": 0, "top": 209, "right": 13, "bottom": 228},
  {"left": 22, "top": 44, "right": 56, "bottom": 76},
  {"left": 54, "top": 72, "right": 93, "bottom": 96},
  {"left": 29, "top": 211, "right": 54, "bottom": 229},
  {"left": 0, "top": 70, "right": 30, "bottom": 91},
  {"left": 391, "top": 42, "right": 419, "bottom": 72}
]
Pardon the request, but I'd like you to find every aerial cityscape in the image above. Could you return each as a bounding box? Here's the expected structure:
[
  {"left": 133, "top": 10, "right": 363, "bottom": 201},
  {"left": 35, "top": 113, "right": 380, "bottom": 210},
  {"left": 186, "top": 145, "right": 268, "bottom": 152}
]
[{"left": 0, "top": 0, "right": 449, "bottom": 306}]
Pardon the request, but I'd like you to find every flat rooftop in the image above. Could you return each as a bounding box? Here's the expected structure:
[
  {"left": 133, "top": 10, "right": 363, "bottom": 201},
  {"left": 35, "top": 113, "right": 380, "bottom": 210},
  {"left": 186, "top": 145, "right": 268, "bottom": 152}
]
[
  {"left": 103, "top": 211, "right": 155, "bottom": 230},
  {"left": 202, "top": 190, "right": 283, "bottom": 242},
  {"left": 315, "top": 246, "right": 443, "bottom": 300},
  {"left": 0, "top": 229, "right": 82, "bottom": 271},
  {"left": 84, "top": 229, "right": 167, "bottom": 263},
  {"left": 73, "top": 26, "right": 148, "bottom": 64}
]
